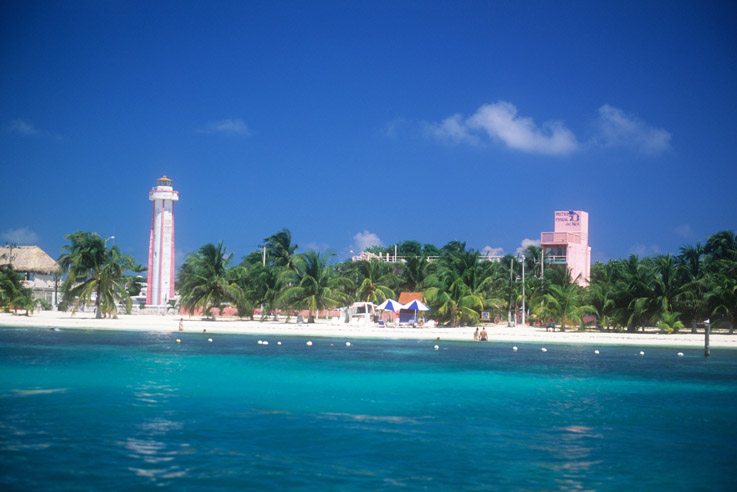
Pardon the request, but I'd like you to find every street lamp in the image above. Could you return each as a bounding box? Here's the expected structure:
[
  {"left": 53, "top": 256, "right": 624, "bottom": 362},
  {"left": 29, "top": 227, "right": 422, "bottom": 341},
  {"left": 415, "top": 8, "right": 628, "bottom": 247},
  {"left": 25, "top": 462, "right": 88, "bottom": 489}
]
[
  {"left": 257, "top": 244, "right": 266, "bottom": 266},
  {"left": 105, "top": 236, "right": 115, "bottom": 247}
]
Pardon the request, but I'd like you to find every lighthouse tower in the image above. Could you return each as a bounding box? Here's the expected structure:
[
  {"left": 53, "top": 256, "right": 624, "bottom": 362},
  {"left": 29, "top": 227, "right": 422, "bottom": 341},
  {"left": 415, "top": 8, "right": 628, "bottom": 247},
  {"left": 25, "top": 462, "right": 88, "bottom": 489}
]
[{"left": 146, "top": 176, "right": 179, "bottom": 306}]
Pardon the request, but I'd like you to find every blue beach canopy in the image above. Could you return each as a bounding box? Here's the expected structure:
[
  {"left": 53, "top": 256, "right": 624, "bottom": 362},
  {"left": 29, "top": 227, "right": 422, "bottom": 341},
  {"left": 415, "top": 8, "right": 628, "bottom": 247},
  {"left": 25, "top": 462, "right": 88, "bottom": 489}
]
[
  {"left": 377, "top": 299, "right": 403, "bottom": 312},
  {"left": 401, "top": 299, "right": 430, "bottom": 311}
]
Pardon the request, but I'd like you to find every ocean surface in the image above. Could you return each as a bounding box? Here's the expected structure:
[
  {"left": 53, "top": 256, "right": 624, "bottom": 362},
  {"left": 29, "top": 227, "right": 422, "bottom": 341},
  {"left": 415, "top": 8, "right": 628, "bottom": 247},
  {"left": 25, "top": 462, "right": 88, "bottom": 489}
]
[{"left": 0, "top": 327, "right": 735, "bottom": 491}]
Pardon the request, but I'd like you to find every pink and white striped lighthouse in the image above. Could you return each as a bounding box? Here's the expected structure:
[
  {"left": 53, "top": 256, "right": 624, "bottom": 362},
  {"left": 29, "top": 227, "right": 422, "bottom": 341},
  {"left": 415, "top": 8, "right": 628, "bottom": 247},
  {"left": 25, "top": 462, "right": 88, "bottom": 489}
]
[{"left": 146, "top": 176, "right": 179, "bottom": 306}]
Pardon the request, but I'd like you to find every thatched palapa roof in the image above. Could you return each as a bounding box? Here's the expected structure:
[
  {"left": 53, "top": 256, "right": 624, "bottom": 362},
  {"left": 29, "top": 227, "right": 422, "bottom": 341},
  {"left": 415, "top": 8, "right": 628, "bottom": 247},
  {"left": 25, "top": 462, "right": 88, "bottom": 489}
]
[
  {"left": 398, "top": 292, "right": 425, "bottom": 304},
  {"left": 0, "top": 245, "right": 61, "bottom": 274}
]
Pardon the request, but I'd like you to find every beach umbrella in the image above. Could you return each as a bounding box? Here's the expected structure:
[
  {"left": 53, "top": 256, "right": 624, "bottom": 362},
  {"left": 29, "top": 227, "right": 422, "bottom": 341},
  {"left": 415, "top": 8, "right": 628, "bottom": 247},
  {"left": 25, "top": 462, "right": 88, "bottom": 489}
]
[
  {"left": 401, "top": 299, "right": 430, "bottom": 324},
  {"left": 377, "top": 298, "right": 403, "bottom": 312},
  {"left": 401, "top": 299, "right": 430, "bottom": 312}
]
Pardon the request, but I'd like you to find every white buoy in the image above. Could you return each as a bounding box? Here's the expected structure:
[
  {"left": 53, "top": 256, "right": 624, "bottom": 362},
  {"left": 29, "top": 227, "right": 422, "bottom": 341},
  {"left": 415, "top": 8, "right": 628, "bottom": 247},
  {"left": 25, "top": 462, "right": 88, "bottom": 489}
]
[
  {"left": 208, "top": 338, "right": 213, "bottom": 343},
  {"left": 594, "top": 350, "right": 600, "bottom": 355},
  {"left": 263, "top": 341, "right": 269, "bottom": 345},
  {"left": 176, "top": 339, "right": 181, "bottom": 344},
  {"left": 277, "top": 341, "right": 282, "bottom": 345},
  {"left": 306, "top": 341, "right": 313, "bottom": 346},
  {"left": 677, "top": 352, "right": 684, "bottom": 357},
  {"left": 434, "top": 345, "right": 439, "bottom": 350},
  {"left": 541, "top": 347, "right": 547, "bottom": 352},
  {"left": 513, "top": 346, "right": 518, "bottom": 351},
  {"left": 346, "top": 342, "right": 351, "bottom": 347},
  {"left": 258, "top": 340, "right": 263, "bottom": 345},
  {"left": 639, "top": 351, "right": 645, "bottom": 356}
]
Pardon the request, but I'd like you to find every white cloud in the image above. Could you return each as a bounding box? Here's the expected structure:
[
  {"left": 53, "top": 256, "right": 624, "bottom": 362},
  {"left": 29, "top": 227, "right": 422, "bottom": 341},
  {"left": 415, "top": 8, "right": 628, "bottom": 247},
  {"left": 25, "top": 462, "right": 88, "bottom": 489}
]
[
  {"left": 384, "top": 117, "right": 407, "bottom": 139},
  {"left": 353, "top": 230, "right": 383, "bottom": 251},
  {"left": 516, "top": 238, "right": 541, "bottom": 255},
  {"left": 673, "top": 224, "right": 693, "bottom": 238},
  {"left": 467, "top": 102, "right": 579, "bottom": 155},
  {"left": 426, "top": 114, "right": 479, "bottom": 145},
  {"left": 199, "top": 118, "right": 251, "bottom": 136},
  {"left": 1, "top": 227, "right": 39, "bottom": 244},
  {"left": 481, "top": 245, "right": 504, "bottom": 257},
  {"left": 595, "top": 105, "right": 671, "bottom": 155},
  {"left": 6, "top": 119, "right": 39, "bottom": 136},
  {"left": 426, "top": 101, "right": 671, "bottom": 157},
  {"left": 629, "top": 244, "right": 662, "bottom": 257},
  {"left": 303, "top": 241, "right": 331, "bottom": 253}
]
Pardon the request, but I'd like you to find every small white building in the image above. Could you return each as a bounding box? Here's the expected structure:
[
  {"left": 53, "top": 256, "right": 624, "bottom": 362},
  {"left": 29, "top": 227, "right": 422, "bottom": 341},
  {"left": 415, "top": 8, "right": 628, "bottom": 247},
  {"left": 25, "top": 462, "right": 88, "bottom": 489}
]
[{"left": 0, "top": 245, "right": 61, "bottom": 304}]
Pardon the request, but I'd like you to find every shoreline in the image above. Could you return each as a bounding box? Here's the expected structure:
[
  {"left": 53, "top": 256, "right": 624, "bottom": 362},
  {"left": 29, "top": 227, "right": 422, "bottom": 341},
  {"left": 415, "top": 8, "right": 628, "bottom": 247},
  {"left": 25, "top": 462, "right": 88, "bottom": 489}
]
[{"left": 1, "top": 311, "right": 734, "bottom": 349}]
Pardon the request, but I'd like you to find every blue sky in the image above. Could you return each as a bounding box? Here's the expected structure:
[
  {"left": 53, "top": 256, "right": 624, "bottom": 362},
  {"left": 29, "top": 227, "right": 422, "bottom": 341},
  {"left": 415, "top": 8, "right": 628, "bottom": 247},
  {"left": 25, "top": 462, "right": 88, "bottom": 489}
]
[{"left": 1, "top": 1, "right": 736, "bottom": 267}]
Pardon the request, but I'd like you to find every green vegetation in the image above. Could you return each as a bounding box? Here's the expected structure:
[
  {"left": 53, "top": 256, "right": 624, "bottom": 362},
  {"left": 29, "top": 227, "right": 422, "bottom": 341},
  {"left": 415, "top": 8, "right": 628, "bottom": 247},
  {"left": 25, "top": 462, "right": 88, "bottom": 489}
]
[
  {"left": 58, "top": 231, "right": 137, "bottom": 318},
  {"left": 177, "top": 242, "right": 242, "bottom": 319},
  {"left": 53, "top": 228, "right": 737, "bottom": 331},
  {"left": 0, "top": 263, "right": 38, "bottom": 314}
]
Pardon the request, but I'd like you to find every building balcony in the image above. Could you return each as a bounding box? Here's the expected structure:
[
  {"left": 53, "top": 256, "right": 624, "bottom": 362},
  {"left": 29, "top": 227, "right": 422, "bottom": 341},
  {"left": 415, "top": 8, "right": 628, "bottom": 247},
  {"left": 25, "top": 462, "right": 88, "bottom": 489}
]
[
  {"left": 541, "top": 232, "right": 582, "bottom": 245},
  {"left": 544, "top": 256, "right": 568, "bottom": 265}
]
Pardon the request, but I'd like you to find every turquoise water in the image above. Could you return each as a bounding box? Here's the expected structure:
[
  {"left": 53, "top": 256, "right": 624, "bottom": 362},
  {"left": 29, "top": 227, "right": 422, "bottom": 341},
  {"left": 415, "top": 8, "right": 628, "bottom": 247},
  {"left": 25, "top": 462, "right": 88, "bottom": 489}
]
[{"left": 1, "top": 328, "right": 735, "bottom": 491}]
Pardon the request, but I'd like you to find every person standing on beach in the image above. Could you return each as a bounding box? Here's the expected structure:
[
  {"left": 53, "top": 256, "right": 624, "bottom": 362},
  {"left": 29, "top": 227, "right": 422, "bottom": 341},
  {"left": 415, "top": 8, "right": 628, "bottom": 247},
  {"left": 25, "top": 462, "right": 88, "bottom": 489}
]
[
  {"left": 480, "top": 327, "right": 488, "bottom": 341},
  {"left": 179, "top": 318, "right": 184, "bottom": 332},
  {"left": 473, "top": 327, "right": 480, "bottom": 341}
]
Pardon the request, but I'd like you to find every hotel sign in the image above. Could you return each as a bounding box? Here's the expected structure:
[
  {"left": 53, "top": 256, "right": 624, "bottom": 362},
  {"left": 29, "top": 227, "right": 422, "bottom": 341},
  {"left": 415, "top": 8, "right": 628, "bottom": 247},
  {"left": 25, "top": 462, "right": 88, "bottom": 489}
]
[{"left": 555, "top": 210, "right": 581, "bottom": 229}]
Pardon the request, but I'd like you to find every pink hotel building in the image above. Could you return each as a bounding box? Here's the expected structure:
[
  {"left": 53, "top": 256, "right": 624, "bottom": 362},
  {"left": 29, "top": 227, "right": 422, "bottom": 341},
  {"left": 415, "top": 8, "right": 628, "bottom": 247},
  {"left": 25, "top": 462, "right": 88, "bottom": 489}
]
[{"left": 540, "top": 210, "right": 591, "bottom": 285}]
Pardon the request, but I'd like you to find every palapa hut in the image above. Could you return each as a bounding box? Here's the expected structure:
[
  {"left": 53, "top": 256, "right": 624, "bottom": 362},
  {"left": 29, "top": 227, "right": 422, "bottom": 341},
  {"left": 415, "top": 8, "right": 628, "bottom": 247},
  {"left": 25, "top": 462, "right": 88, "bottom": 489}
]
[
  {"left": 398, "top": 291, "right": 426, "bottom": 324},
  {"left": 0, "top": 245, "right": 61, "bottom": 304}
]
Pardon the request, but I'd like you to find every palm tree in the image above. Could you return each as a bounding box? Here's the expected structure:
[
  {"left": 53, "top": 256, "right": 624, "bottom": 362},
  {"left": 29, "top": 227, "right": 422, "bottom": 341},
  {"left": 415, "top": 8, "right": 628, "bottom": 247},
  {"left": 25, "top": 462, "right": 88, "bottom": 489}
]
[
  {"left": 398, "top": 255, "right": 430, "bottom": 292},
  {"left": 59, "top": 231, "right": 136, "bottom": 318},
  {"left": 0, "top": 264, "right": 35, "bottom": 314},
  {"left": 611, "top": 255, "right": 652, "bottom": 332},
  {"left": 649, "top": 254, "right": 679, "bottom": 318},
  {"left": 178, "top": 242, "right": 242, "bottom": 319},
  {"left": 425, "top": 250, "right": 501, "bottom": 326},
  {"left": 241, "top": 262, "right": 283, "bottom": 320},
  {"left": 535, "top": 283, "right": 594, "bottom": 331},
  {"left": 356, "top": 260, "right": 396, "bottom": 305},
  {"left": 279, "top": 251, "right": 349, "bottom": 322},
  {"left": 702, "top": 230, "right": 737, "bottom": 333},
  {"left": 264, "top": 228, "right": 298, "bottom": 270},
  {"left": 706, "top": 272, "right": 737, "bottom": 333},
  {"left": 658, "top": 311, "right": 685, "bottom": 334},
  {"left": 675, "top": 243, "right": 706, "bottom": 332},
  {"left": 587, "top": 262, "right": 617, "bottom": 330}
]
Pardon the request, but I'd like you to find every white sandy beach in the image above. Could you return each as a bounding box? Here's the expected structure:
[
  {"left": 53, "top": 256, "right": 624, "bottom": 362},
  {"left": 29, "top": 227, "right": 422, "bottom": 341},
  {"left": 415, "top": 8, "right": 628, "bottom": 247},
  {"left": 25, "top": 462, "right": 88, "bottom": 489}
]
[{"left": 1, "top": 310, "right": 734, "bottom": 349}]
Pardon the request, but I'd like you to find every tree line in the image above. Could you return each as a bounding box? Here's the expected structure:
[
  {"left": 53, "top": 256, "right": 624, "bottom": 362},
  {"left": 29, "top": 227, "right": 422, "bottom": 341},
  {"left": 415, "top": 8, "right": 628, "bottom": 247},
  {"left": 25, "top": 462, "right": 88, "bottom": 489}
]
[{"left": 43, "top": 228, "right": 737, "bottom": 332}]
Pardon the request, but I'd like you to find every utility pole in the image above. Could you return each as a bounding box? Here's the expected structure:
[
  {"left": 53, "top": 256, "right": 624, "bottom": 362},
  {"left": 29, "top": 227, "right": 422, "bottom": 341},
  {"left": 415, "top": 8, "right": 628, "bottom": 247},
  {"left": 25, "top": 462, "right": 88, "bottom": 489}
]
[
  {"left": 705, "top": 319, "right": 711, "bottom": 357},
  {"left": 5, "top": 242, "right": 17, "bottom": 266},
  {"left": 508, "top": 257, "right": 514, "bottom": 326},
  {"left": 521, "top": 255, "right": 526, "bottom": 326}
]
